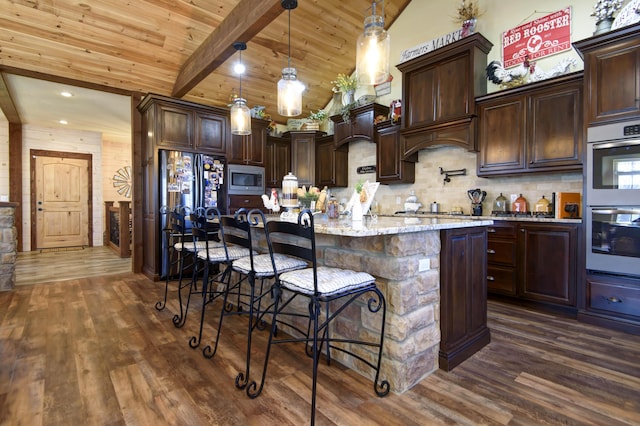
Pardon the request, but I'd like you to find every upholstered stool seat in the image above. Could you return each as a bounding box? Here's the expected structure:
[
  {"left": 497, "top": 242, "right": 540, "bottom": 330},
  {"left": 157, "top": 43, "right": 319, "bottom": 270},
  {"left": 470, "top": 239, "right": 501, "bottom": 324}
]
[{"left": 280, "top": 266, "right": 375, "bottom": 296}]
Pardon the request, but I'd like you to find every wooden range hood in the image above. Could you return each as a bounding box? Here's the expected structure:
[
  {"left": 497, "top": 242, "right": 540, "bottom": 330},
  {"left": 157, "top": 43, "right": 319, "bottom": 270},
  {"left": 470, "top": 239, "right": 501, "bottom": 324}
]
[{"left": 396, "top": 33, "right": 493, "bottom": 158}]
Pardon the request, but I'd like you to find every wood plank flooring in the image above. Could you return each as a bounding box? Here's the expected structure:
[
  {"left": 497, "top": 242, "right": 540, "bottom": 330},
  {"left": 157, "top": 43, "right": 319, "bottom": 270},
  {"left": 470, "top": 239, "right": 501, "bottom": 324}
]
[
  {"left": 15, "top": 246, "right": 132, "bottom": 285},
  {"left": 1, "top": 271, "right": 639, "bottom": 425}
]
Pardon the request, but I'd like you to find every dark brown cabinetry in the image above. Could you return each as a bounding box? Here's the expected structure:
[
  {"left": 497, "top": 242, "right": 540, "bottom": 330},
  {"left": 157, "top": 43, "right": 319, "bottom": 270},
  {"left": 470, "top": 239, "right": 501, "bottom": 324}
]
[
  {"left": 315, "top": 134, "right": 348, "bottom": 187},
  {"left": 580, "top": 273, "right": 640, "bottom": 335},
  {"left": 137, "top": 93, "right": 230, "bottom": 280},
  {"left": 477, "top": 73, "right": 583, "bottom": 177},
  {"left": 440, "top": 226, "right": 490, "bottom": 371},
  {"left": 374, "top": 119, "right": 416, "bottom": 184},
  {"left": 265, "top": 136, "right": 291, "bottom": 189},
  {"left": 487, "top": 221, "right": 579, "bottom": 310},
  {"left": 574, "top": 23, "right": 640, "bottom": 126},
  {"left": 288, "top": 130, "right": 320, "bottom": 187},
  {"left": 397, "top": 33, "right": 492, "bottom": 156},
  {"left": 330, "top": 103, "right": 389, "bottom": 147},
  {"left": 228, "top": 119, "right": 268, "bottom": 165},
  {"left": 227, "top": 194, "right": 265, "bottom": 215}
]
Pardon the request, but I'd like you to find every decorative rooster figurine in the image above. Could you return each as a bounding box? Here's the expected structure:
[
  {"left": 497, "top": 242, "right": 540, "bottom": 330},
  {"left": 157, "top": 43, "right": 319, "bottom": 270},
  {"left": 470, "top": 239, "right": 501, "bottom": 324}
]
[
  {"left": 486, "top": 55, "right": 533, "bottom": 89},
  {"left": 261, "top": 188, "right": 280, "bottom": 213}
]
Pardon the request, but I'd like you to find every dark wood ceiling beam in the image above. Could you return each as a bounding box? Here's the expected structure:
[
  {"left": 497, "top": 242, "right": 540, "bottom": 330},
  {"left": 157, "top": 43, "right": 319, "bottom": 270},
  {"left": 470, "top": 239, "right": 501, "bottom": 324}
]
[
  {"left": 0, "top": 73, "right": 21, "bottom": 123},
  {"left": 172, "top": 0, "right": 284, "bottom": 98}
]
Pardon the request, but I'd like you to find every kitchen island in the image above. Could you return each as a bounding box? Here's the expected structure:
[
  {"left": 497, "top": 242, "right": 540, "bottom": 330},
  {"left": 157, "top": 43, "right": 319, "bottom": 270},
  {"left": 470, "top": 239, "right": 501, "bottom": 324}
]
[{"left": 283, "top": 214, "right": 493, "bottom": 393}]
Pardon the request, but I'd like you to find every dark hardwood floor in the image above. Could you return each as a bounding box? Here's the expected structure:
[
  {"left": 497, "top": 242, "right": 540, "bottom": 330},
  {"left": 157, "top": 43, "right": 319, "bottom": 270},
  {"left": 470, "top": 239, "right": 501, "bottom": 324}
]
[{"left": 1, "top": 269, "right": 639, "bottom": 425}]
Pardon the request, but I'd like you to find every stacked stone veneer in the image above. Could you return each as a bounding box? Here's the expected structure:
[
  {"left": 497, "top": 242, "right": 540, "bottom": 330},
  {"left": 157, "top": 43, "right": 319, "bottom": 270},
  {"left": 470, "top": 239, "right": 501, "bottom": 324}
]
[
  {"left": 316, "top": 231, "right": 441, "bottom": 394},
  {"left": 0, "top": 203, "right": 18, "bottom": 291},
  {"left": 247, "top": 228, "right": 442, "bottom": 394}
]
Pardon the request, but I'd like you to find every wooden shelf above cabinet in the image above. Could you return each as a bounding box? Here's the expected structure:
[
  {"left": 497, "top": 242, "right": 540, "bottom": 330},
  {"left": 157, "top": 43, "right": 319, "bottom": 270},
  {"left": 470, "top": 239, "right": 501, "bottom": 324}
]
[{"left": 330, "top": 103, "right": 389, "bottom": 148}]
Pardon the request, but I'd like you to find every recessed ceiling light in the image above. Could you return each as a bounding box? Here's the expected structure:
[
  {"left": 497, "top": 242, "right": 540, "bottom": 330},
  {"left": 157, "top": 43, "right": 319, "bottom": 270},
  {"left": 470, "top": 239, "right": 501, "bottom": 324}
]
[
  {"left": 60, "top": 91, "right": 73, "bottom": 97},
  {"left": 59, "top": 120, "right": 68, "bottom": 125}
]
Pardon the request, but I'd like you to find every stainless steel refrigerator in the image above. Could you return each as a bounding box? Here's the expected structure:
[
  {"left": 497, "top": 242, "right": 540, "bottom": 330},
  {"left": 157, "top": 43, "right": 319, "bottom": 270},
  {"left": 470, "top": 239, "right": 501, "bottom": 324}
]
[{"left": 159, "top": 150, "right": 225, "bottom": 278}]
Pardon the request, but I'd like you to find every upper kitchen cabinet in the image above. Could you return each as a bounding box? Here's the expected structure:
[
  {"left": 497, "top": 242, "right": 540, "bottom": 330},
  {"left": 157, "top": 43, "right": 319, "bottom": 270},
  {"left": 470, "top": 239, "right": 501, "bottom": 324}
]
[
  {"left": 574, "top": 23, "right": 640, "bottom": 126},
  {"left": 476, "top": 73, "right": 583, "bottom": 177},
  {"left": 137, "top": 93, "right": 228, "bottom": 156},
  {"left": 330, "top": 103, "right": 389, "bottom": 147},
  {"left": 396, "top": 33, "right": 492, "bottom": 157},
  {"left": 375, "top": 119, "right": 416, "bottom": 184},
  {"left": 265, "top": 135, "right": 291, "bottom": 189},
  {"left": 228, "top": 119, "right": 268, "bottom": 165},
  {"left": 281, "top": 130, "right": 328, "bottom": 187},
  {"left": 316, "top": 134, "right": 348, "bottom": 187}
]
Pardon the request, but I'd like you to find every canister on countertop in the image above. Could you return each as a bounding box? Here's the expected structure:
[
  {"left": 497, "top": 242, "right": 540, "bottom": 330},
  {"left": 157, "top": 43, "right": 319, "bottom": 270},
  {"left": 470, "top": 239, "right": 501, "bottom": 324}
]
[
  {"left": 430, "top": 202, "right": 439, "bottom": 213},
  {"left": 327, "top": 193, "right": 339, "bottom": 219},
  {"left": 493, "top": 193, "right": 509, "bottom": 213},
  {"left": 535, "top": 195, "right": 551, "bottom": 214},
  {"left": 512, "top": 194, "right": 528, "bottom": 213}
]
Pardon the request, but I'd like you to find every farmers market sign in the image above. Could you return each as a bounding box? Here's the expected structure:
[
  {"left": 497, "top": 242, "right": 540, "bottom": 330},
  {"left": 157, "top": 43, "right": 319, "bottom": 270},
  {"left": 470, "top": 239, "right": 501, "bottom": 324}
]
[{"left": 502, "top": 8, "right": 572, "bottom": 68}]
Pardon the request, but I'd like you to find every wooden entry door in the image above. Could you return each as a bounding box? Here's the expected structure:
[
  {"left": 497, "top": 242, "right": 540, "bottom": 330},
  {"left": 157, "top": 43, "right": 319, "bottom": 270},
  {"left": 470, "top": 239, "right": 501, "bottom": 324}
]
[{"left": 31, "top": 150, "right": 92, "bottom": 249}]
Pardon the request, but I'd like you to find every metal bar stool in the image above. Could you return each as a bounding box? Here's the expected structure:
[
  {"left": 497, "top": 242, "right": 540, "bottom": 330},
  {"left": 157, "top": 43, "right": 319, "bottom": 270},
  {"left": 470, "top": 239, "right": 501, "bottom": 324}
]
[{"left": 246, "top": 210, "right": 389, "bottom": 425}]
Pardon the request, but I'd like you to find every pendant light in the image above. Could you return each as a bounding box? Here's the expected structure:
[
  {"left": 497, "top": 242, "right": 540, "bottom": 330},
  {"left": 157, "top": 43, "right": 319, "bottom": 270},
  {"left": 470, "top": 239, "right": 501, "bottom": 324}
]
[
  {"left": 231, "top": 41, "right": 251, "bottom": 135},
  {"left": 277, "top": 0, "right": 304, "bottom": 117},
  {"left": 356, "top": 0, "right": 391, "bottom": 86}
]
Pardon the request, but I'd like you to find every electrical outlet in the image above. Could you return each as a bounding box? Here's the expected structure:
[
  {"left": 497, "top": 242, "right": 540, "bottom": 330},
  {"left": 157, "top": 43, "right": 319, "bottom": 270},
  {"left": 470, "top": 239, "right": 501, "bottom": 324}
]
[{"left": 419, "top": 258, "right": 430, "bottom": 272}]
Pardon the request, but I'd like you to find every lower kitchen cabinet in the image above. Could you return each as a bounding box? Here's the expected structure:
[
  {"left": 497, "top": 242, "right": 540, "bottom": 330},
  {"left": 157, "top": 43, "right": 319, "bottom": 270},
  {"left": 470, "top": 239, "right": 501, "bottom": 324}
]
[
  {"left": 580, "top": 272, "right": 640, "bottom": 335},
  {"left": 487, "top": 221, "right": 579, "bottom": 311},
  {"left": 227, "top": 194, "right": 265, "bottom": 215},
  {"left": 440, "top": 226, "right": 490, "bottom": 371}
]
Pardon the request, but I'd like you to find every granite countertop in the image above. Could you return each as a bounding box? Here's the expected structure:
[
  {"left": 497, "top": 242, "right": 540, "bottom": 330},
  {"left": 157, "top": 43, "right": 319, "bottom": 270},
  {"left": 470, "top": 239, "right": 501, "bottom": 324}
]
[
  {"left": 387, "top": 212, "right": 582, "bottom": 224},
  {"left": 309, "top": 215, "right": 493, "bottom": 237}
]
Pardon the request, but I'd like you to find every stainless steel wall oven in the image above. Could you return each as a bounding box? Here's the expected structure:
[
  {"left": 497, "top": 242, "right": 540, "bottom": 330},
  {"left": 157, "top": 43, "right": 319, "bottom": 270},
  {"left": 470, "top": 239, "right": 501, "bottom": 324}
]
[{"left": 586, "top": 121, "right": 640, "bottom": 278}]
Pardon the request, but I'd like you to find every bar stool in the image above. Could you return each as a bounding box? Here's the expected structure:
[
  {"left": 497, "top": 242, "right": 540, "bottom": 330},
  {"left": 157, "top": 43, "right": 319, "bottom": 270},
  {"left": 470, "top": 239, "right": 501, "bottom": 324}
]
[
  {"left": 228, "top": 209, "right": 307, "bottom": 390},
  {"left": 188, "top": 207, "right": 254, "bottom": 356},
  {"left": 246, "top": 210, "right": 389, "bottom": 425}
]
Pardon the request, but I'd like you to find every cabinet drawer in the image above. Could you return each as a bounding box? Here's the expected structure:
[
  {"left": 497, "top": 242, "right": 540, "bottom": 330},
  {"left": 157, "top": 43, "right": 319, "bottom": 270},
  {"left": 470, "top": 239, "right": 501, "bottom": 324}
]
[
  {"left": 487, "top": 222, "right": 517, "bottom": 238},
  {"left": 588, "top": 278, "right": 640, "bottom": 319},
  {"left": 487, "top": 240, "right": 516, "bottom": 266},
  {"left": 227, "top": 195, "right": 265, "bottom": 214},
  {"left": 487, "top": 266, "right": 517, "bottom": 295}
]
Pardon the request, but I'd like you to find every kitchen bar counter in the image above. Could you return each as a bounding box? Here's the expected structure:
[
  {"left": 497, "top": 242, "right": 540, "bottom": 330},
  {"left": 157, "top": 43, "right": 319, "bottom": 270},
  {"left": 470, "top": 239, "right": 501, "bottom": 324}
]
[{"left": 269, "top": 214, "right": 493, "bottom": 393}]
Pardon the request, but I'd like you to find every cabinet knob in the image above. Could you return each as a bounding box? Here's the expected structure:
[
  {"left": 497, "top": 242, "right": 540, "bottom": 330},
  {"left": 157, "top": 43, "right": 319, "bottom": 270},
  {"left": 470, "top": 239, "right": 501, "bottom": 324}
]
[
  {"left": 487, "top": 228, "right": 496, "bottom": 233},
  {"left": 487, "top": 249, "right": 496, "bottom": 254},
  {"left": 606, "top": 296, "right": 622, "bottom": 303},
  {"left": 487, "top": 276, "right": 495, "bottom": 281},
  {"left": 520, "top": 228, "right": 526, "bottom": 233}
]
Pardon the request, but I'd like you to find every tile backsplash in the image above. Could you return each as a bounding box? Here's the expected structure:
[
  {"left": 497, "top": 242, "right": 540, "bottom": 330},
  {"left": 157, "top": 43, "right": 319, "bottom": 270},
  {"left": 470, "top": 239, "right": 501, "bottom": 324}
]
[{"left": 332, "top": 141, "right": 583, "bottom": 215}]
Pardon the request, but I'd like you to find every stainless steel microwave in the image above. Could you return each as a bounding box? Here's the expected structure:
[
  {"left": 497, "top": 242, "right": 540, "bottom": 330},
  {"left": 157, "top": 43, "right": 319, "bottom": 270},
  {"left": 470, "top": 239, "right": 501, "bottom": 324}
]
[{"left": 227, "top": 164, "right": 265, "bottom": 195}]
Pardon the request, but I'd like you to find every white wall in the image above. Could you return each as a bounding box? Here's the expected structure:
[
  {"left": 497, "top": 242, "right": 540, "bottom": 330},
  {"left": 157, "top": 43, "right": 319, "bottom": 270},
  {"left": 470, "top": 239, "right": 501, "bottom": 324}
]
[
  {"left": 333, "top": 0, "right": 601, "bottom": 214},
  {"left": 0, "top": 114, "right": 8, "bottom": 201}
]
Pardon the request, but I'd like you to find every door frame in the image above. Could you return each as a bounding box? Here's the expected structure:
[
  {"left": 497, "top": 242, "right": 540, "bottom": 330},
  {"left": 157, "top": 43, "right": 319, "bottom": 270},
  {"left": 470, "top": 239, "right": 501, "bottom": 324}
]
[{"left": 30, "top": 149, "right": 93, "bottom": 250}]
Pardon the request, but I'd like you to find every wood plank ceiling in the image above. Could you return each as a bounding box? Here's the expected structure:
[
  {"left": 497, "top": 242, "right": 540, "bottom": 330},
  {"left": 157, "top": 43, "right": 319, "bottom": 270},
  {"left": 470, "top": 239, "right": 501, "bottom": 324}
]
[{"left": 0, "top": 0, "right": 411, "bottom": 124}]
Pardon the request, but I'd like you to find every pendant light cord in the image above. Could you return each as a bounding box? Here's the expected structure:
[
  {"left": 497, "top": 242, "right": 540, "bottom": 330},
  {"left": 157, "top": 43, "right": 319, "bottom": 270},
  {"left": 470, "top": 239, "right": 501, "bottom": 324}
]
[{"left": 287, "top": 8, "right": 291, "bottom": 69}]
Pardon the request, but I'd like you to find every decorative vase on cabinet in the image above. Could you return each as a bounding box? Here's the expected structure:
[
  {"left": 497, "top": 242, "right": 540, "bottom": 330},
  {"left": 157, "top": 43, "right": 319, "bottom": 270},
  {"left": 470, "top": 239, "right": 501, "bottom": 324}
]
[
  {"left": 342, "top": 90, "right": 355, "bottom": 106},
  {"left": 594, "top": 18, "right": 614, "bottom": 35}
]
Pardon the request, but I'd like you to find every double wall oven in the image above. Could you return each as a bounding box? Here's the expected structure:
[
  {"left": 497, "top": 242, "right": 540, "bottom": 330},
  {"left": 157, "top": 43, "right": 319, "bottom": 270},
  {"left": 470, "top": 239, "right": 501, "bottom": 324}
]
[{"left": 586, "top": 121, "right": 640, "bottom": 278}]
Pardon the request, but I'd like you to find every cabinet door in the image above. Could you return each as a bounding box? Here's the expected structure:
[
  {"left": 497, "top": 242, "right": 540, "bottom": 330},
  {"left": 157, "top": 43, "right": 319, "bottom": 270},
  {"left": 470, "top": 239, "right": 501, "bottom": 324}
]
[
  {"left": 376, "top": 121, "right": 415, "bottom": 184},
  {"left": 291, "top": 132, "right": 316, "bottom": 187},
  {"left": 585, "top": 43, "right": 640, "bottom": 125},
  {"left": 157, "top": 104, "right": 192, "bottom": 149},
  {"left": 351, "top": 109, "right": 375, "bottom": 140},
  {"left": 194, "top": 111, "right": 226, "bottom": 155},
  {"left": 477, "top": 98, "right": 526, "bottom": 175},
  {"left": 518, "top": 223, "right": 577, "bottom": 306},
  {"left": 265, "top": 138, "right": 291, "bottom": 189},
  {"left": 435, "top": 55, "right": 472, "bottom": 122},
  {"left": 528, "top": 85, "right": 582, "bottom": 169},
  {"left": 228, "top": 133, "right": 246, "bottom": 164},
  {"left": 316, "top": 137, "right": 348, "bottom": 187},
  {"left": 439, "top": 226, "right": 490, "bottom": 371},
  {"left": 332, "top": 118, "right": 352, "bottom": 146},
  {"left": 228, "top": 119, "right": 267, "bottom": 165},
  {"left": 227, "top": 195, "right": 265, "bottom": 215}
]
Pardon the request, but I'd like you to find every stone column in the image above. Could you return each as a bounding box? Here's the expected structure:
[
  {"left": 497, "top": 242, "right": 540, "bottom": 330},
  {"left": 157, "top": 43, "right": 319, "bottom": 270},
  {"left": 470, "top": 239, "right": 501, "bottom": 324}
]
[{"left": 0, "top": 202, "right": 18, "bottom": 291}]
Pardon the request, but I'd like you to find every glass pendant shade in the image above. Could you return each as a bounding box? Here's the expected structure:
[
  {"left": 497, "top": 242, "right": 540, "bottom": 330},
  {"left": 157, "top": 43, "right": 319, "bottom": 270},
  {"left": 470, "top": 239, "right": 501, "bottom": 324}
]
[
  {"left": 356, "top": 6, "right": 390, "bottom": 85},
  {"left": 277, "top": 67, "right": 303, "bottom": 117},
  {"left": 230, "top": 97, "right": 251, "bottom": 135}
]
